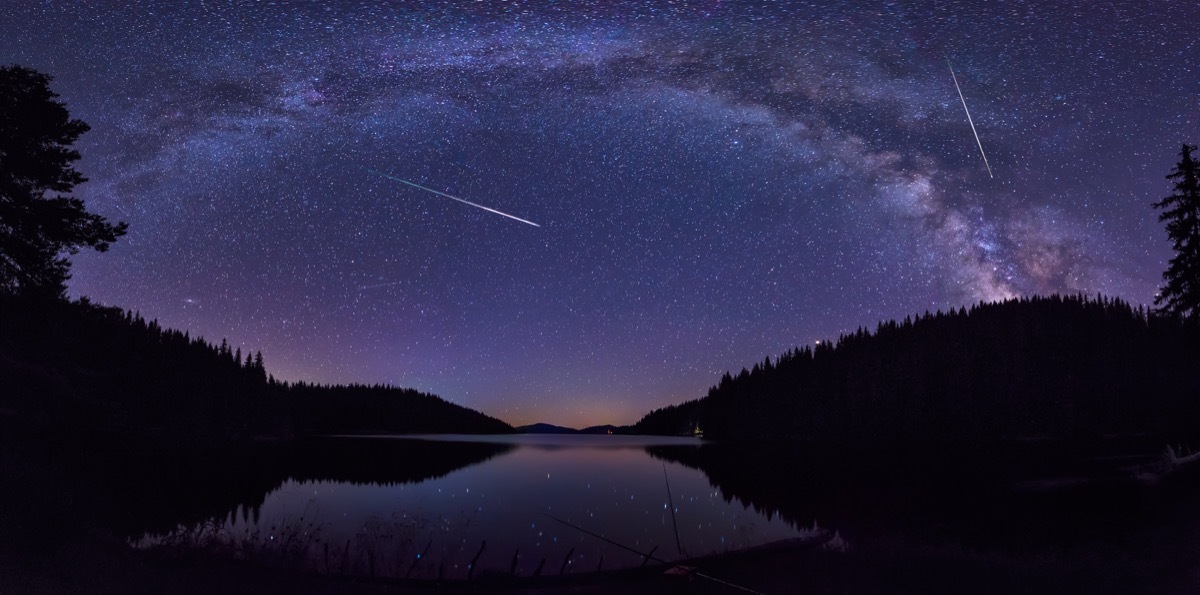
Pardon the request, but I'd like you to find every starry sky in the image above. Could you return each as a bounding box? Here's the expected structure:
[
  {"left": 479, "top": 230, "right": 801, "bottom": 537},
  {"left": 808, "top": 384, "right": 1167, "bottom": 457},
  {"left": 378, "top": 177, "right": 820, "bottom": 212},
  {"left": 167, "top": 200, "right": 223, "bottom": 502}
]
[{"left": 4, "top": 1, "right": 1196, "bottom": 427}]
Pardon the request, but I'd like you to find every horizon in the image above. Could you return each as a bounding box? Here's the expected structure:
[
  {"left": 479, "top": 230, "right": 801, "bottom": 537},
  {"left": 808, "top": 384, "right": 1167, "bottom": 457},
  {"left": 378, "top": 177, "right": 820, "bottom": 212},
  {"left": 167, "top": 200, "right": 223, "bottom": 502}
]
[
  {"left": 90, "top": 291, "right": 1159, "bottom": 430},
  {"left": 3, "top": 2, "right": 1193, "bottom": 429}
]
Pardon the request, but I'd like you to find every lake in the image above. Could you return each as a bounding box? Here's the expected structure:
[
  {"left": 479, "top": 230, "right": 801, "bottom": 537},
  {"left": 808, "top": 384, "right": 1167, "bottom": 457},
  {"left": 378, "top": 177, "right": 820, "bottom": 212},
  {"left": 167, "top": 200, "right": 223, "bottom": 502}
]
[
  {"left": 139, "top": 434, "right": 816, "bottom": 579},
  {"left": 126, "top": 434, "right": 1200, "bottom": 591}
]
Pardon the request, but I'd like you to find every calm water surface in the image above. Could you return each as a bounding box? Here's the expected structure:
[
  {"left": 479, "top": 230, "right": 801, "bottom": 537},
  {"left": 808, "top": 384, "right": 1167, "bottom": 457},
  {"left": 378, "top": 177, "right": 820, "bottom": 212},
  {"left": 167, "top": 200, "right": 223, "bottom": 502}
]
[
  {"left": 127, "top": 434, "right": 1200, "bottom": 591},
  {"left": 215, "top": 435, "right": 807, "bottom": 577}
]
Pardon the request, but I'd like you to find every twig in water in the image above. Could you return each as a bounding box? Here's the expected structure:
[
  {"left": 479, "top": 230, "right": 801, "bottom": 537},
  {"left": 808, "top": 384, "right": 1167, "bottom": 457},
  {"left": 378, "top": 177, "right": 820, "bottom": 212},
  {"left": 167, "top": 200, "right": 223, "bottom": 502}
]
[
  {"left": 560, "top": 547, "right": 575, "bottom": 575},
  {"left": 642, "top": 546, "right": 658, "bottom": 568},
  {"left": 468, "top": 540, "right": 486, "bottom": 579},
  {"left": 406, "top": 538, "right": 433, "bottom": 578},
  {"left": 541, "top": 512, "right": 767, "bottom": 594},
  {"left": 663, "top": 463, "right": 685, "bottom": 557}
]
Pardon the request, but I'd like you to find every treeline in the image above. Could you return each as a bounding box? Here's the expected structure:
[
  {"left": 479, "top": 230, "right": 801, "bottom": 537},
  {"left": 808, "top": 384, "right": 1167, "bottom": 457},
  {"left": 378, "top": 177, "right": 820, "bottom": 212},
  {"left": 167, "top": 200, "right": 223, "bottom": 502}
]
[
  {"left": 634, "top": 295, "right": 1200, "bottom": 446},
  {"left": 0, "top": 295, "right": 288, "bottom": 443},
  {"left": 0, "top": 295, "right": 511, "bottom": 445},
  {"left": 291, "top": 383, "right": 512, "bottom": 435}
]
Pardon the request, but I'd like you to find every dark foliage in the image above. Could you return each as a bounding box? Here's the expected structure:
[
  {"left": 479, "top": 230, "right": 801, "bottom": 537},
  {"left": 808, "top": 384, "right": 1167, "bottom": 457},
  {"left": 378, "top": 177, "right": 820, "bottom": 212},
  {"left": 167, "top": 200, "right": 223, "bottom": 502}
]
[
  {"left": 579, "top": 424, "right": 623, "bottom": 435},
  {"left": 0, "top": 295, "right": 287, "bottom": 443},
  {"left": 633, "top": 398, "right": 702, "bottom": 437},
  {"left": 290, "top": 382, "right": 513, "bottom": 436},
  {"left": 1154, "top": 143, "right": 1200, "bottom": 321},
  {"left": 634, "top": 295, "right": 1200, "bottom": 446},
  {"left": 0, "top": 65, "right": 126, "bottom": 298},
  {"left": 0, "top": 295, "right": 512, "bottom": 444}
]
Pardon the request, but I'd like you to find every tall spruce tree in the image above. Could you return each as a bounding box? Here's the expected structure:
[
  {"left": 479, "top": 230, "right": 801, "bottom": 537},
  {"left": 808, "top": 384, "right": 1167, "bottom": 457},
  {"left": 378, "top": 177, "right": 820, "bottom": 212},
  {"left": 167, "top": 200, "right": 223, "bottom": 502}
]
[
  {"left": 0, "top": 65, "right": 127, "bottom": 298},
  {"left": 1153, "top": 144, "right": 1200, "bottom": 321}
]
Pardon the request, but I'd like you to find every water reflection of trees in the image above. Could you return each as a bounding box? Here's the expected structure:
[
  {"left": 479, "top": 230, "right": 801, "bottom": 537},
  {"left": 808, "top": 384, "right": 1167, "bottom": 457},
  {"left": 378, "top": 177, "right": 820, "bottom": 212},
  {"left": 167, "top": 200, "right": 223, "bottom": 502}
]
[
  {"left": 103, "top": 437, "right": 514, "bottom": 538},
  {"left": 644, "top": 442, "right": 1192, "bottom": 545},
  {"left": 647, "top": 442, "right": 1045, "bottom": 533},
  {"left": 645, "top": 443, "right": 887, "bottom": 530},
  {"left": 285, "top": 437, "right": 515, "bottom": 487}
]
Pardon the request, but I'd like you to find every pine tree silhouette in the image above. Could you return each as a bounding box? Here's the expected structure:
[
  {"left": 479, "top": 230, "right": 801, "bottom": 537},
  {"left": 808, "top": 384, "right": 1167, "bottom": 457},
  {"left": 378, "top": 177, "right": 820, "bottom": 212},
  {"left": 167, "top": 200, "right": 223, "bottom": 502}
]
[
  {"left": 1153, "top": 143, "right": 1200, "bottom": 321},
  {"left": 0, "top": 65, "right": 127, "bottom": 298}
]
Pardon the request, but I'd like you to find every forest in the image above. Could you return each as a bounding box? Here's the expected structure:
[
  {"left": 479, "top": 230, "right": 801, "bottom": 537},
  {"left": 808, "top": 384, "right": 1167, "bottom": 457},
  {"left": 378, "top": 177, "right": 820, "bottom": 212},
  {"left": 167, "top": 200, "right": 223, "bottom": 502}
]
[
  {"left": 290, "top": 383, "right": 512, "bottom": 435},
  {"left": 634, "top": 294, "right": 1200, "bottom": 448},
  {"left": 0, "top": 294, "right": 512, "bottom": 446}
]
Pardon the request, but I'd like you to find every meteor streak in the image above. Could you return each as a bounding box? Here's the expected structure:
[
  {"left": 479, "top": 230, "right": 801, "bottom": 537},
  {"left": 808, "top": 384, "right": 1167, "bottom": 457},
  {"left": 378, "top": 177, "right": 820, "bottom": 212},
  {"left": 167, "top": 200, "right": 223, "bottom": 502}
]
[
  {"left": 357, "top": 280, "right": 406, "bottom": 291},
  {"left": 948, "top": 61, "right": 993, "bottom": 178},
  {"left": 367, "top": 168, "right": 540, "bottom": 227}
]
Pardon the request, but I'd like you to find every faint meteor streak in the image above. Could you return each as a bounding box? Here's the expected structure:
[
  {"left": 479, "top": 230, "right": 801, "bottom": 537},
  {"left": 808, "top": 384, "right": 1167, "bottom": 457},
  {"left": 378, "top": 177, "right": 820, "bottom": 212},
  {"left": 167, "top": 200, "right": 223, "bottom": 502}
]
[
  {"left": 367, "top": 168, "right": 540, "bottom": 227},
  {"left": 357, "top": 280, "right": 406, "bottom": 291},
  {"left": 948, "top": 61, "right": 993, "bottom": 178}
]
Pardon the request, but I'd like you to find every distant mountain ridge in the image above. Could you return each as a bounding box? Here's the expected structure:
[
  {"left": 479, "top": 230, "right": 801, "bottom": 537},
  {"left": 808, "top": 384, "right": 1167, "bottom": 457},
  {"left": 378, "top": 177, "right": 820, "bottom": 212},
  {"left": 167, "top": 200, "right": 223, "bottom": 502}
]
[
  {"left": 516, "top": 423, "right": 625, "bottom": 435},
  {"left": 516, "top": 423, "right": 579, "bottom": 434}
]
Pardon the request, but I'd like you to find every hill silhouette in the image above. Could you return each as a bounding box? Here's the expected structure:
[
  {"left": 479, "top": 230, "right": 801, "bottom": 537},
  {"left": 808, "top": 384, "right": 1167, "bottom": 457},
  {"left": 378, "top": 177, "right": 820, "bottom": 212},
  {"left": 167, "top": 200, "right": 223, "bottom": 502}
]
[
  {"left": 516, "top": 422, "right": 579, "bottom": 434},
  {"left": 0, "top": 295, "right": 511, "bottom": 444},
  {"left": 291, "top": 382, "right": 511, "bottom": 436},
  {"left": 634, "top": 295, "right": 1200, "bottom": 447},
  {"left": 515, "top": 423, "right": 625, "bottom": 435}
]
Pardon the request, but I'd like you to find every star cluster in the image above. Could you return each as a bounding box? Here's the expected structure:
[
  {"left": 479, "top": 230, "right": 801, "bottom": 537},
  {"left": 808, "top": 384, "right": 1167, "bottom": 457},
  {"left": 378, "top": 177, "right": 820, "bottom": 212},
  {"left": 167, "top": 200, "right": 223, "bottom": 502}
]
[{"left": 3, "top": 1, "right": 1195, "bottom": 426}]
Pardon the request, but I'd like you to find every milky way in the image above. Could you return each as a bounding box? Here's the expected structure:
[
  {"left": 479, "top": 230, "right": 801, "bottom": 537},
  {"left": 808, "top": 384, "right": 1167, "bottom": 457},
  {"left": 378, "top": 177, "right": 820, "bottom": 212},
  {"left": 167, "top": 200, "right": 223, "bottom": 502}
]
[{"left": 3, "top": 1, "right": 1195, "bottom": 426}]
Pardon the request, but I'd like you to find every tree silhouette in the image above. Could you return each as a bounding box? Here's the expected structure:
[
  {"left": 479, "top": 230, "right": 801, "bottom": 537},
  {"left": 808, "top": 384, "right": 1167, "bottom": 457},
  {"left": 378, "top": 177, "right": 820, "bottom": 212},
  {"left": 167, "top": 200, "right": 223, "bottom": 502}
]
[
  {"left": 1154, "top": 143, "right": 1200, "bottom": 321},
  {"left": 1, "top": 294, "right": 513, "bottom": 443},
  {"left": 633, "top": 295, "right": 1199, "bottom": 446},
  {"left": 0, "top": 65, "right": 127, "bottom": 298}
]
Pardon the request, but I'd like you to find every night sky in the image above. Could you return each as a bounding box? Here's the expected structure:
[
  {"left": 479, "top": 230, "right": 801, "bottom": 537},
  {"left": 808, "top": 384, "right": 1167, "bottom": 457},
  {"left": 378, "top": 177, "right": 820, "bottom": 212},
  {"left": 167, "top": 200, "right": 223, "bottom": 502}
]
[{"left": 4, "top": 1, "right": 1196, "bottom": 427}]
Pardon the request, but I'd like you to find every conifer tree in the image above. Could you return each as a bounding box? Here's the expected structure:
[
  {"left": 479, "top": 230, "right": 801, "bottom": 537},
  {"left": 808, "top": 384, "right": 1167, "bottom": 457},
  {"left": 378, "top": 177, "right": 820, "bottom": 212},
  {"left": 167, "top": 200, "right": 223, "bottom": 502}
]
[
  {"left": 1153, "top": 144, "right": 1200, "bottom": 321},
  {"left": 0, "top": 65, "right": 127, "bottom": 298}
]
